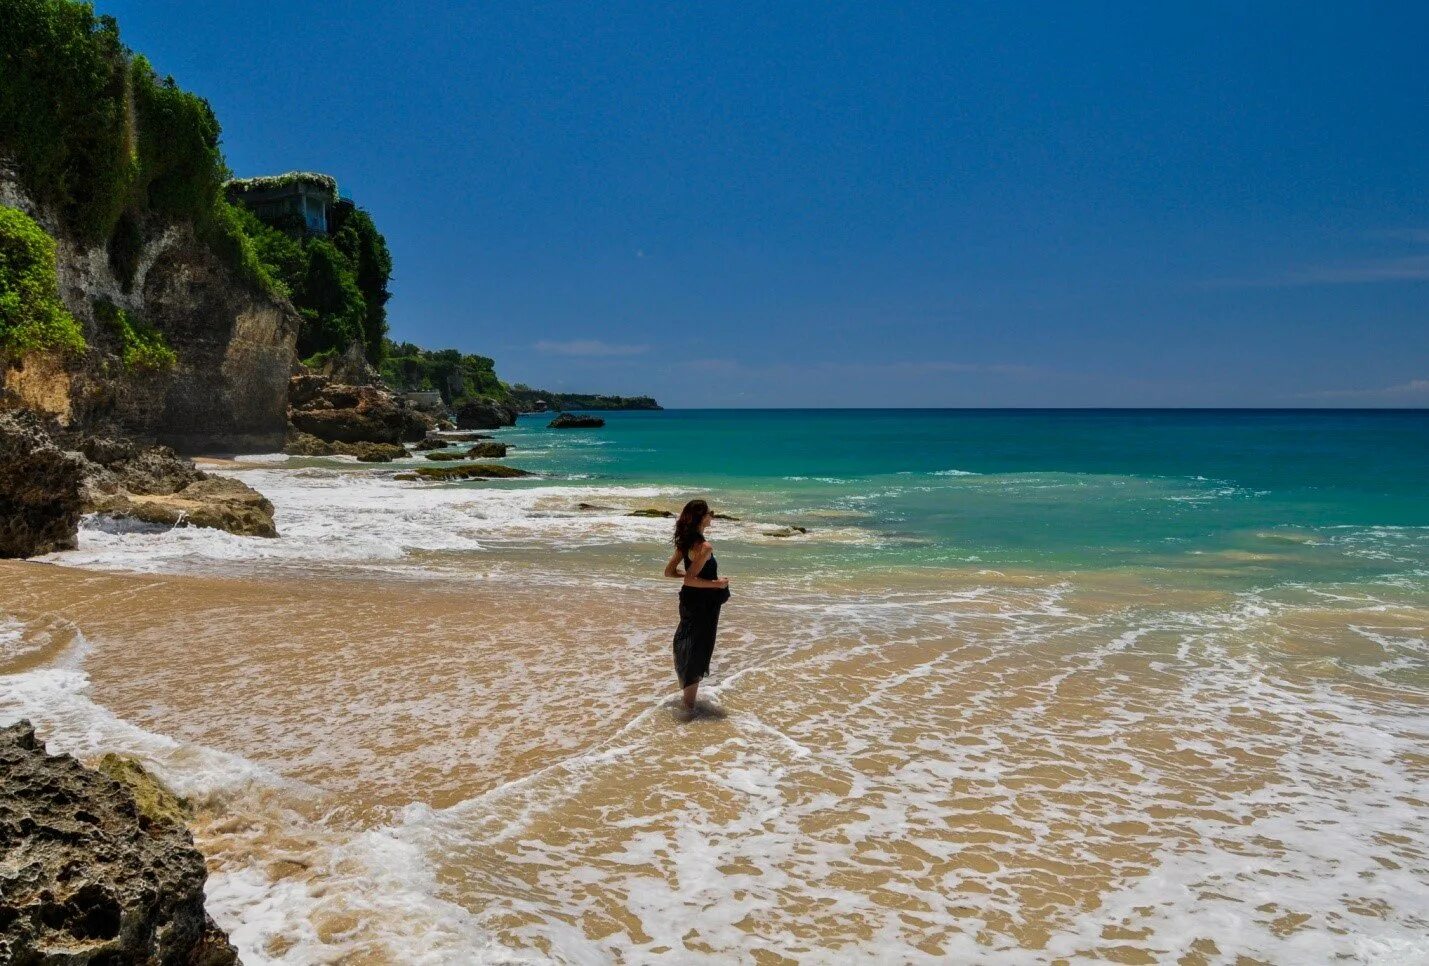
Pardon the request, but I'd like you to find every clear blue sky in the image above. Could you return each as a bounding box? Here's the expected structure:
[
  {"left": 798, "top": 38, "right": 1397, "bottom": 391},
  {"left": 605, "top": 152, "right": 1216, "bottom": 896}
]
[{"left": 100, "top": 1, "right": 1427, "bottom": 406}]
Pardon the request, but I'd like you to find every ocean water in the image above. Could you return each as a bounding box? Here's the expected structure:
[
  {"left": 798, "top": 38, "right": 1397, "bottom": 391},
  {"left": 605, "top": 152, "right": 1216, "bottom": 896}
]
[{"left": 1, "top": 409, "right": 1426, "bottom": 963}]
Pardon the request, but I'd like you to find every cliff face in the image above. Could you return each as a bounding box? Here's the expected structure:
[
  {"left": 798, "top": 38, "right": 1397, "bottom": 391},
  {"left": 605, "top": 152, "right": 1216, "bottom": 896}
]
[{"left": 0, "top": 164, "right": 300, "bottom": 452}]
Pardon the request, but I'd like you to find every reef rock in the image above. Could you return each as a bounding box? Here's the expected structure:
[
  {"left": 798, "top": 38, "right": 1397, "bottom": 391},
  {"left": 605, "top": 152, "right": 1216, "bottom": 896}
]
[
  {"left": 0, "top": 410, "right": 88, "bottom": 558},
  {"left": 548, "top": 412, "right": 605, "bottom": 429},
  {"left": 454, "top": 398, "right": 519, "bottom": 430},
  {"left": 627, "top": 508, "right": 674, "bottom": 518},
  {"left": 0, "top": 720, "right": 239, "bottom": 965},
  {"left": 405, "top": 463, "right": 532, "bottom": 481},
  {"left": 287, "top": 374, "right": 431, "bottom": 445}
]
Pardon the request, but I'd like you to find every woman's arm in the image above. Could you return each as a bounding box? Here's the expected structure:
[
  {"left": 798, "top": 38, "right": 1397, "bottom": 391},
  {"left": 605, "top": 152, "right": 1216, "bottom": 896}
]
[
  {"left": 663, "top": 548, "right": 684, "bottom": 578},
  {"left": 681, "top": 543, "right": 729, "bottom": 589}
]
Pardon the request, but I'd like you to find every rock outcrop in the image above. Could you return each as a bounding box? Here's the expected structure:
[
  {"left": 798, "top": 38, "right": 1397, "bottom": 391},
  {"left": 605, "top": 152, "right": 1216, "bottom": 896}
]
[
  {"left": 0, "top": 720, "right": 239, "bottom": 965},
  {"left": 396, "top": 463, "right": 532, "bottom": 481},
  {"left": 1, "top": 164, "right": 301, "bottom": 452},
  {"left": 287, "top": 374, "right": 431, "bottom": 444},
  {"left": 454, "top": 397, "right": 519, "bottom": 430},
  {"left": 283, "top": 430, "right": 405, "bottom": 462},
  {"left": 0, "top": 410, "right": 88, "bottom": 558},
  {"left": 89, "top": 477, "right": 277, "bottom": 539},
  {"left": 548, "top": 412, "right": 605, "bottom": 429}
]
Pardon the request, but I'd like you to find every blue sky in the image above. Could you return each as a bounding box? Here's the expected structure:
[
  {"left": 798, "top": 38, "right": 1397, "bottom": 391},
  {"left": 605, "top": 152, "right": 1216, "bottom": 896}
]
[{"left": 101, "top": 1, "right": 1427, "bottom": 406}]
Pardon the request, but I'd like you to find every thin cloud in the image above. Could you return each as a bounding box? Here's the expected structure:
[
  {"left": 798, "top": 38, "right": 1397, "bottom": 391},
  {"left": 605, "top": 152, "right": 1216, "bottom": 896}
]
[
  {"left": 1298, "top": 378, "right": 1429, "bottom": 400},
  {"left": 534, "top": 339, "right": 650, "bottom": 357},
  {"left": 1212, "top": 231, "right": 1429, "bottom": 288},
  {"left": 682, "top": 358, "right": 1043, "bottom": 378}
]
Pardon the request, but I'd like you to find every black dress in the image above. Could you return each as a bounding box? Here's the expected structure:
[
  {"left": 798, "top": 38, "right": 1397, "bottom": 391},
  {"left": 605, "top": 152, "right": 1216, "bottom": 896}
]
[{"left": 673, "top": 536, "right": 731, "bottom": 688}]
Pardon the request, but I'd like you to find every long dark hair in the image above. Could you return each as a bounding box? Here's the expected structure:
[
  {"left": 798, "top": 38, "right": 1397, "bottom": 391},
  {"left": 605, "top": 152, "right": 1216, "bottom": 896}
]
[{"left": 673, "top": 499, "right": 710, "bottom": 557}]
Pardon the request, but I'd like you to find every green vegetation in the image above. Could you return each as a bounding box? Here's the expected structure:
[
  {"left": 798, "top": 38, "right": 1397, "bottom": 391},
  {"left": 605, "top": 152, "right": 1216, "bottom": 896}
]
[
  {"left": 0, "top": 206, "right": 86, "bottom": 356},
  {"left": 95, "top": 300, "right": 175, "bottom": 371},
  {"left": 225, "top": 172, "right": 338, "bottom": 197},
  {"left": 380, "top": 341, "right": 510, "bottom": 404},
  {"left": 508, "top": 384, "right": 661, "bottom": 411},
  {"left": 0, "top": 0, "right": 280, "bottom": 296},
  {"left": 226, "top": 193, "right": 391, "bottom": 362}
]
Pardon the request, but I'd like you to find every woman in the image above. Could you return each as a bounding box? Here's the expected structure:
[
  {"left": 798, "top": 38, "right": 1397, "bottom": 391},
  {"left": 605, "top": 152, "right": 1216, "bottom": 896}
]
[{"left": 664, "top": 499, "right": 731, "bottom": 711}]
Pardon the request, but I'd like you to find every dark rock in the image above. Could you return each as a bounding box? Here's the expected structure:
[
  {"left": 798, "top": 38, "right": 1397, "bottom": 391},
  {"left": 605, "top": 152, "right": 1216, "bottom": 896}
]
[
  {"left": 287, "top": 374, "right": 430, "bottom": 444},
  {"left": 435, "top": 419, "right": 456, "bottom": 431},
  {"left": 315, "top": 340, "right": 381, "bottom": 386},
  {"left": 465, "top": 441, "right": 507, "bottom": 459},
  {"left": 103, "top": 444, "right": 204, "bottom": 496},
  {"left": 0, "top": 410, "right": 88, "bottom": 558},
  {"left": 438, "top": 432, "right": 494, "bottom": 442},
  {"left": 628, "top": 508, "right": 674, "bottom": 518},
  {"left": 409, "top": 463, "right": 532, "bottom": 481},
  {"left": 712, "top": 512, "right": 741, "bottom": 521},
  {"left": 576, "top": 502, "right": 614, "bottom": 511},
  {"left": 283, "top": 432, "right": 404, "bottom": 462},
  {"left": 0, "top": 720, "right": 238, "bottom": 965},
  {"left": 762, "top": 525, "right": 809, "bottom": 538},
  {"left": 423, "top": 450, "right": 468, "bottom": 461},
  {"left": 548, "top": 412, "right": 605, "bottom": 429},
  {"left": 454, "top": 398, "right": 519, "bottom": 430}
]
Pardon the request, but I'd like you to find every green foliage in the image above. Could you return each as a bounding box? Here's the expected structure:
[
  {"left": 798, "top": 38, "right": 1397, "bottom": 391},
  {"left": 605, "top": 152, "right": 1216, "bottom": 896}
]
[
  {"left": 329, "top": 202, "right": 391, "bottom": 363},
  {"left": 225, "top": 172, "right": 337, "bottom": 198},
  {"left": 129, "top": 54, "right": 225, "bottom": 223},
  {"left": 0, "top": 0, "right": 131, "bottom": 241},
  {"left": 202, "top": 197, "right": 285, "bottom": 297},
  {"left": 94, "top": 299, "right": 176, "bottom": 370},
  {"left": 380, "top": 340, "right": 509, "bottom": 404},
  {"left": 295, "top": 238, "right": 365, "bottom": 358},
  {"left": 508, "top": 383, "right": 661, "bottom": 411},
  {"left": 0, "top": 205, "right": 86, "bottom": 356}
]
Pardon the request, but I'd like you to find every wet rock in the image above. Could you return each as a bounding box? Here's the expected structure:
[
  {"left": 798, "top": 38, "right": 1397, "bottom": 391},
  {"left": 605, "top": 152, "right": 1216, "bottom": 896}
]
[
  {"left": 0, "top": 409, "right": 87, "bottom": 558},
  {"left": 423, "top": 450, "right": 469, "bottom": 461},
  {"left": 408, "top": 463, "right": 532, "bottom": 481},
  {"left": 548, "top": 412, "right": 605, "bottom": 428},
  {"left": 576, "top": 502, "right": 615, "bottom": 511},
  {"left": 283, "top": 432, "right": 404, "bottom": 462},
  {"left": 628, "top": 508, "right": 674, "bottom": 518},
  {"left": 92, "top": 476, "right": 278, "bottom": 538},
  {"left": 466, "top": 441, "right": 507, "bottom": 459},
  {"left": 0, "top": 720, "right": 239, "bottom": 965},
  {"left": 454, "top": 398, "right": 519, "bottom": 430},
  {"left": 762, "top": 525, "right": 809, "bottom": 538}
]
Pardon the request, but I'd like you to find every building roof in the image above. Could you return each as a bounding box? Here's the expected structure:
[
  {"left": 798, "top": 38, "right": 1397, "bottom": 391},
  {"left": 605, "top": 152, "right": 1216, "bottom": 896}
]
[{"left": 224, "top": 171, "right": 338, "bottom": 201}]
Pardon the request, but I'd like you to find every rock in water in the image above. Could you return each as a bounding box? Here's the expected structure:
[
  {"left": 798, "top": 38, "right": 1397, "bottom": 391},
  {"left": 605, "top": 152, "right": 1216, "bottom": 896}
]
[
  {"left": 0, "top": 720, "right": 239, "bottom": 965},
  {"left": 91, "top": 477, "right": 278, "bottom": 538},
  {"left": 283, "top": 431, "right": 404, "bottom": 462},
  {"left": 548, "top": 412, "right": 605, "bottom": 428},
  {"left": 465, "top": 441, "right": 508, "bottom": 458},
  {"left": 0, "top": 410, "right": 87, "bottom": 558}
]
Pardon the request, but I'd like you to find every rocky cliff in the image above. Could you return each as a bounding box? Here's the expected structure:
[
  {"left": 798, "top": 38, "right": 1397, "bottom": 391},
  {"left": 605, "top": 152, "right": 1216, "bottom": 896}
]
[
  {"left": 0, "top": 163, "right": 300, "bottom": 453},
  {"left": 0, "top": 720, "right": 239, "bottom": 964}
]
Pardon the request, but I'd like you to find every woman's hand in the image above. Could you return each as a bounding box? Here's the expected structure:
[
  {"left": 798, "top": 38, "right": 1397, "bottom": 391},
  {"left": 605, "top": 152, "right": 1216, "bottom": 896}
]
[{"left": 715, "top": 577, "right": 730, "bottom": 588}]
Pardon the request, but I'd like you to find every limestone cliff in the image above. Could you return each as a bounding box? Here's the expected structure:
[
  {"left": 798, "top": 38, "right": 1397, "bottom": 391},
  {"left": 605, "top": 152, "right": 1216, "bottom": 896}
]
[{"left": 0, "top": 163, "right": 300, "bottom": 452}]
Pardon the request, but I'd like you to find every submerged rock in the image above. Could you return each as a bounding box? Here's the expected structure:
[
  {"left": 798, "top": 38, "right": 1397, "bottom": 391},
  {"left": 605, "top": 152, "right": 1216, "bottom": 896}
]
[
  {"left": 0, "top": 720, "right": 238, "bottom": 965},
  {"left": 628, "top": 508, "right": 674, "bottom": 518},
  {"left": 762, "top": 525, "right": 809, "bottom": 538},
  {"left": 0, "top": 409, "right": 88, "bottom": 558},
  {"left": 548, "top": 412, "right": 605, "bottom": 428}
]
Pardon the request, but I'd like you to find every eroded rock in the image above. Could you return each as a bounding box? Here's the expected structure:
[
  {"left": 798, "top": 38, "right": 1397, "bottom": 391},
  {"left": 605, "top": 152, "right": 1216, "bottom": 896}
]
[
  {"left": 0, "top": 410, "right": 87, "bottom": 558},
  {"left": 0, "top": 720, "right": 239, "bottom": 965}
]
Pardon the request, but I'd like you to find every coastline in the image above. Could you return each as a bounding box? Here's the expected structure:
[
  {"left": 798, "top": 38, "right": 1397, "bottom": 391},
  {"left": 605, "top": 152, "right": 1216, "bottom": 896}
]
[{"left": 3, "top": 412, "right": 1428, "bottom": 963}]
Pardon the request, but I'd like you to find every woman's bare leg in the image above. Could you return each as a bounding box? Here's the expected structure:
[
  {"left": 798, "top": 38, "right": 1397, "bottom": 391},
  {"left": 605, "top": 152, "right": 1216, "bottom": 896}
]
[{"left": 682, "top": 680, "right": 699, "bottom": 710}]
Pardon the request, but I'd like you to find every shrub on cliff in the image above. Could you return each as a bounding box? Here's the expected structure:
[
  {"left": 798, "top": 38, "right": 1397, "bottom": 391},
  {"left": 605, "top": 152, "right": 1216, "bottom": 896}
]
[
  {"left": 0, "top": 206, "right": 86, "bottom": 356},
  {"left": 95, "top": 300, "right": 176, "bottom": 371},
  {"left": 381, "top": 340, "right": 510, "bottom": 405}
]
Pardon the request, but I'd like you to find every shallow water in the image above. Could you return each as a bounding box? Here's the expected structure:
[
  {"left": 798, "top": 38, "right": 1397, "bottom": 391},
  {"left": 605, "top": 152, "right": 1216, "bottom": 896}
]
[{"left": 2, "top": 409, "right": 1426, "bottom": 963}]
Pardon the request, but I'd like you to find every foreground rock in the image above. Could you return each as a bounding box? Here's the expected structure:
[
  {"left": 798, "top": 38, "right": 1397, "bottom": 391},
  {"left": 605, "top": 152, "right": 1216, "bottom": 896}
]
[
  {"left": 0, "top": 721, "right": 238, "bottom": 965},
  {"left": 395, "top": 463, "right": 532, "bottom": 481},
  {"left": 288, "top": 374, "right": 431, "bottom": 444},
  {"left": 0, "top": 410, "right": 87, "bottom": 558},
  {"left": 284, "top": 431, "right": 405, "bottom": 462},
  {"left": 424, "top": 442, "right": 508, "bottom": 462},
  {"left": 90, "top": 477, "right": 277, "bottom": 538},
  {"left": 549, "top": 412, "right": 605, "bottom": 429}
]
